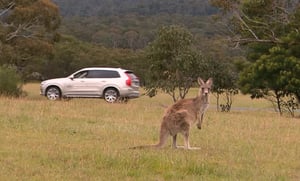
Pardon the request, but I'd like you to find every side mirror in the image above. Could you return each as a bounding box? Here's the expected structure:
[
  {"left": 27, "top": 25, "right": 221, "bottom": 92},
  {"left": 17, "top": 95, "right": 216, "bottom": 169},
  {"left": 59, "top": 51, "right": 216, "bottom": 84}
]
[{"left": 69, "top": 75, "right": 74, "bottom": 80}]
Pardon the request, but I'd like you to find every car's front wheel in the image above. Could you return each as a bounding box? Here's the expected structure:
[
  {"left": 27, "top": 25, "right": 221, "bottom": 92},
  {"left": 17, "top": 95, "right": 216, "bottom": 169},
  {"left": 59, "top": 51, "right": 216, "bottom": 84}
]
[
  {"left": 46, "top": 86, "right": 61, "bottom": 100},
  {"left": 104, "top": 88, "right": 119, "bottom": 103}
]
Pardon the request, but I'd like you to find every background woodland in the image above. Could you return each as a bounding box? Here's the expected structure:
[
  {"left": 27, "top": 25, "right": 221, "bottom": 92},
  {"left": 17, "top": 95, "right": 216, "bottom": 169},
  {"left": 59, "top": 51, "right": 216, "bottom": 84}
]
[{"left": 1, "top": 0, "right": 299, "bottom": 115}]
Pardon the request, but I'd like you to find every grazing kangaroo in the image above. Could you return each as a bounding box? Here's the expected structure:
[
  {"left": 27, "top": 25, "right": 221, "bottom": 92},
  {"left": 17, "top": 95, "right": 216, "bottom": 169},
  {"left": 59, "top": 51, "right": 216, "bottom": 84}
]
[{"left": 131, "top": 77, "right": 213, "bottom": 150}]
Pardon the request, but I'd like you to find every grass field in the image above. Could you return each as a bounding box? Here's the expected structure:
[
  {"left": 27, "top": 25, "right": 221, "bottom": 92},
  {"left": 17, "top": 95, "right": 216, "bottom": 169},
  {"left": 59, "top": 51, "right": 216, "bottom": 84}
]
[{"left": 0, "top": 83, "right": 299, "bottom": 180}]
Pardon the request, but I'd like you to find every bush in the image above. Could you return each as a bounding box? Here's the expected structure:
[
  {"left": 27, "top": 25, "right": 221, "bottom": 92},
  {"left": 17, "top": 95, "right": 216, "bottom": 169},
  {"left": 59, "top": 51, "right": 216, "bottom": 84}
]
[{"left": 0, "top": 66, "right": 23, "bottom": 97}]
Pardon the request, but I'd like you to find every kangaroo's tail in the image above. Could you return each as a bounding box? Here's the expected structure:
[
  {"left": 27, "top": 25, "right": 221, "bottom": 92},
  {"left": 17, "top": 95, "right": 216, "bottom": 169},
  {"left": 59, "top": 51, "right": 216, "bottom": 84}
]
[
  {"left": 130, "top": 125, "right": 168, "bottom": 150},
  {"left": 129, "top": 144, "right": 160, "bottom": 149}
]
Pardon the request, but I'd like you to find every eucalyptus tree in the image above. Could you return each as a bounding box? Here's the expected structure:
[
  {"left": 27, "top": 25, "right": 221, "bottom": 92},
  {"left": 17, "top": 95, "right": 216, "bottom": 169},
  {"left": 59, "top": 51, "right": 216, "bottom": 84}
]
[{"left": 0, "top": 0, "right": 61, "bottom": 78}]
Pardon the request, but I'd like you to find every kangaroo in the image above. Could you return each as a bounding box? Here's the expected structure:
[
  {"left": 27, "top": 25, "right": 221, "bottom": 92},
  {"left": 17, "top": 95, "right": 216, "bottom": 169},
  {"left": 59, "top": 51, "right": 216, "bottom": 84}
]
[{"left": 131, "top": 77, "right": 213, "bottom": 150}]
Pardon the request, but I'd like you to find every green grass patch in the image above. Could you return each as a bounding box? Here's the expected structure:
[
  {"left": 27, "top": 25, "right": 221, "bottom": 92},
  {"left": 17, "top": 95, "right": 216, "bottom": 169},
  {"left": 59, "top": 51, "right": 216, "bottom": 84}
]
[{"left": 0, "top": 83, "right": 299, "bottom": 180}]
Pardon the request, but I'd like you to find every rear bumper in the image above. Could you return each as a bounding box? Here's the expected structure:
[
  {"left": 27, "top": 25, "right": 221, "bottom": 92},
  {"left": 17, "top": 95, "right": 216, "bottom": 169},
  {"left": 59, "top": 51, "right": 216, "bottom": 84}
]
[
  {"left": 119, "top": 89, "right": 139, "bottom": 99},
  {"left": 125, "top": 92, "right": 139, "bottom": 99}
]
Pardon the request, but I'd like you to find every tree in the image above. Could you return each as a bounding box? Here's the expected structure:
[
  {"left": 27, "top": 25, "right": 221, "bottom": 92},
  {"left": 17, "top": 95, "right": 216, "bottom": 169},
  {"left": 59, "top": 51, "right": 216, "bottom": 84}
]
[
  {"left": 212, "top": 0, "right": 300, "bottom": 115},
  {"left": 195, "top": 35, "right": 241, "bottom": 112},
  {"left": 144, "top": 25, "right": 206, "bottom": 102},
  {"left": 0, "top": 65, "right": 23, "bottom": 97},
  {"left": 239, "top": 45, "right": 300, "bottom": 116},
  {"left": 0, "top": 0, "right": 60, "bottom": 79},
  {"left": 207, "top": 58, "right": 239, "bottom": 112}
]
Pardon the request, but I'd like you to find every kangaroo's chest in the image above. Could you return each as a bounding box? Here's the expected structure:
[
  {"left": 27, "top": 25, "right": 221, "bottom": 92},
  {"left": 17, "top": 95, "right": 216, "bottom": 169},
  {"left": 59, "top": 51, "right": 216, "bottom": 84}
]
[{"left": 199, "top": 103, "right": 209, "bottom": 114}]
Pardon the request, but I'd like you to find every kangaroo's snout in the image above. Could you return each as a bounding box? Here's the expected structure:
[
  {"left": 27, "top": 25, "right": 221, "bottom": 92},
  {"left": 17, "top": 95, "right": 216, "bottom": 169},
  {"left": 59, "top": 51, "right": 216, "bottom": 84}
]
[{"left": 201, "top": 86, "right": 210, "bottom": 96}]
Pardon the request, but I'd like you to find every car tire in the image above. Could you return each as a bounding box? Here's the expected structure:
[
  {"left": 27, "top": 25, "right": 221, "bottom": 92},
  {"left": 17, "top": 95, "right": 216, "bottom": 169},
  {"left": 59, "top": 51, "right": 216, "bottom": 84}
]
[
  {"left": 46, "top": 86, "right": 61, "bottom": 100},
  {"left": 104, "top": 88, "right": 119, "bottom": 103}
]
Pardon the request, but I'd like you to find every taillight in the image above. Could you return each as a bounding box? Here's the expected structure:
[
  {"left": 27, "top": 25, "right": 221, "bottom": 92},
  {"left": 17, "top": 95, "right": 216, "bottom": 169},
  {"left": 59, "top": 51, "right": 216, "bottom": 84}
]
[{"left": 125, "top": 73, "right": 132, "bottom": 86}]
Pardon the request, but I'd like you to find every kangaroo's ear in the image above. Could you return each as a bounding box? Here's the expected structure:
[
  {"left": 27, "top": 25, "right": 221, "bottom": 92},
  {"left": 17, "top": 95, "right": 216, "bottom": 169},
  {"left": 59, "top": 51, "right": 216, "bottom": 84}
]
[
  {"left": 206, "top": 78, "right": 213, "bottom": 86},
  {"left": 197, "top": 77, "right": 205, "bottom": 86}
]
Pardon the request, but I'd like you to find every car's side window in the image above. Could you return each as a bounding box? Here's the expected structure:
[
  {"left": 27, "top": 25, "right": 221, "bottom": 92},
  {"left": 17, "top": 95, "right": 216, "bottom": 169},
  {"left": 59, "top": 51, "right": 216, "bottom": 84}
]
[
  {"left": 101, "top": 70, "right": 120, "bottom": 78},
  {"left": 86, "top": 70, "right": 101, "bottom": 78},
  {"left": 73, "top": 71, "right": 88, "bottom": 78},
  {"left": 86, "top": 70, "right": 120, "bottom": 78}
]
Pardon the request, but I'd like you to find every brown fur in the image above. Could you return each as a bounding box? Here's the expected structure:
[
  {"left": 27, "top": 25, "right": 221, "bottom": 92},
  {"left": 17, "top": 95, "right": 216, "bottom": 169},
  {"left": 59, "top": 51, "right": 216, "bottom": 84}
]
[{"left": 131, "top": 77, "right": 213, "bottom": 150}]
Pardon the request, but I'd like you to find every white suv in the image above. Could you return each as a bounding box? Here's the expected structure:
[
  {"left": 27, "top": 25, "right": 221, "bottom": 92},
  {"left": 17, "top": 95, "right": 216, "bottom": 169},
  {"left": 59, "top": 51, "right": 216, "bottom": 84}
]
[{"left": 40, "top": 67, "right": 140, "bottom": 103}]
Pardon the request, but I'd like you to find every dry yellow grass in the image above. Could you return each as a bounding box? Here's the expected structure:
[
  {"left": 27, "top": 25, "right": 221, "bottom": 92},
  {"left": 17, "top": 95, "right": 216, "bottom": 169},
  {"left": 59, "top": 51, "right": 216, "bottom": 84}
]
[{"left": 0, "top": 83, "right": 299, "bottom": 180}]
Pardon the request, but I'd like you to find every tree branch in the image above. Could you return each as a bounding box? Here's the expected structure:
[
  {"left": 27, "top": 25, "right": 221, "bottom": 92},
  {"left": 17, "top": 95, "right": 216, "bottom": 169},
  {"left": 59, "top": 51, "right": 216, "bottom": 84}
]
[
  {"left": 5, "top": 23, "right": 37, "bottom": 41},
  {"left": 5, "top": 16, "right": 42, "bottom": 41},
  {"left": 0, "top": 2, "right": 15, "bottom": 17},
  {"left": 213, "top": 0, "right": 296, "bottom": 47}
]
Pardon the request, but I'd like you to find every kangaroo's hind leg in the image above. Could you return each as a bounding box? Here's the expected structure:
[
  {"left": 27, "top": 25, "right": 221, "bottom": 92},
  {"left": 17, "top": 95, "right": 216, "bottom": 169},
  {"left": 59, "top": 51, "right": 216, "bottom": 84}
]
[
  {"left": 183, "top": 131, "right": 191, "bottom": 149},
  {"left": 183, "top": 130, "right": 201, "bottom": 150}
]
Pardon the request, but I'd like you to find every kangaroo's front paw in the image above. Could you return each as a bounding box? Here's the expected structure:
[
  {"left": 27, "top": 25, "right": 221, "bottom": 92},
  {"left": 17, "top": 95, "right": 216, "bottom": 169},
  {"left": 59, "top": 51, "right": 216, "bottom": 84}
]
[
  {"left": 188, "top": 147, "right": 201, "bottom": 150},
  {"left": 197, "top": 124, "right": 201, "bottom": 129}
]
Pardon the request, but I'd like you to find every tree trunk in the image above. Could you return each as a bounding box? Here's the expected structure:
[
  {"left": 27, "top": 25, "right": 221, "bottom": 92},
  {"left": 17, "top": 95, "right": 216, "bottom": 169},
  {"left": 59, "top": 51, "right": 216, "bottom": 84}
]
[{"left": 275, "top": 91, "right": 282, "bottom": 116}]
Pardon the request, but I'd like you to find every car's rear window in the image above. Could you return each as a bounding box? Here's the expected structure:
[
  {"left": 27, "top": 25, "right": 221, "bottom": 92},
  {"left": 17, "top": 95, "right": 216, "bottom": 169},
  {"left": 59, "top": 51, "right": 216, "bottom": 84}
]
[{"left": 125, "top": 71, "right": 138, "bottom": 79}]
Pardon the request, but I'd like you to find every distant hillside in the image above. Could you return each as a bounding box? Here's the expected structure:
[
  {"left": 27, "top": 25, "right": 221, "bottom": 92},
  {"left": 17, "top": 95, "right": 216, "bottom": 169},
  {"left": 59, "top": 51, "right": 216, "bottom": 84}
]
[
  {"left": 52, "top": 0, "right": 220, "bottom": 49},
  {"left": 52, "top": 0, "right": 217, "bottom": 17}
]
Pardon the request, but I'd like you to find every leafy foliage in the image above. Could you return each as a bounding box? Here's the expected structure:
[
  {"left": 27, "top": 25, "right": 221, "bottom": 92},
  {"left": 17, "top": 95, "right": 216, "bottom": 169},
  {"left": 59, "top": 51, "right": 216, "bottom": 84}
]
[
  {"left": 52, "top": 0, "right": 217, "bottom": 17},
  {"left": 144, "top": 25, "right": 206, "bottom": 102},
  {"left": 0, "top": 0, "right": 61, "bottom": 78},
  {"left": 52, "top": 0, "right": 219, "bottom": 49},
  {"left": 211, "top": 0, "right": 299, "bottom": 45},
  {"left": 206, "top": 57, "right": 239, "bottom": 112},
  {"left": 0, "top": 66, "right": 23, "bottom": 96},
  {"left": 239, "top": 45, "right": 300, "bottom": 115},
  {"left": 39, "top": 35, "right": 145, "bottom": 79},
  {"left": 212, "top": 0, "right": 300, "bottom": 116}
]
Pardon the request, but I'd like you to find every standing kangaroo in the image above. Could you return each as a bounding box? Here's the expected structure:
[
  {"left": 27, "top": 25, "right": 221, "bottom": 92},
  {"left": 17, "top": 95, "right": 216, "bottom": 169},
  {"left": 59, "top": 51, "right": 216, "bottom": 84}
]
[{"left": 131, "top": 77, "right": 213, "bottom": 150}]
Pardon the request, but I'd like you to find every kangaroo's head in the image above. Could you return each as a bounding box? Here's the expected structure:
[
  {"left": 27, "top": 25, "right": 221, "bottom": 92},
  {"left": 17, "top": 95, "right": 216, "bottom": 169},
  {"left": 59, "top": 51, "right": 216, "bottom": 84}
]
[{"left": 197, "top": 77, "right": 213, "bottom": 98}]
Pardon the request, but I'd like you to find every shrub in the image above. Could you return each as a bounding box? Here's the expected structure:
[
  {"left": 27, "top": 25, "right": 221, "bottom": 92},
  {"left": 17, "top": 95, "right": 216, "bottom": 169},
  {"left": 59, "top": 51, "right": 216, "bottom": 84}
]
[{"left": 0, "top": 66, "right": 23, "bottom": 97}]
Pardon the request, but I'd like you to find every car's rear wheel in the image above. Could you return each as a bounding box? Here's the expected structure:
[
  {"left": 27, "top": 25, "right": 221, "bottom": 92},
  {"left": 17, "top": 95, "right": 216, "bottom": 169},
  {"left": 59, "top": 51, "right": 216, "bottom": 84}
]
[
  {"left": 46, "top": 86, "right": 61, "bottom": 100},
  {"left": 104, "top": 88, "right": 119, "bottom": 103}
]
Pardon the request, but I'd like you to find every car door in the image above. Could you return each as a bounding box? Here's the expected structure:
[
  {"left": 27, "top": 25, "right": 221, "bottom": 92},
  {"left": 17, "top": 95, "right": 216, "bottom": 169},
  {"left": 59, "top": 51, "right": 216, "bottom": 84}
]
[
  {"left": 82, "top": 70, "right": 107, "bottom": 96},
  {"left": 64, "top": 70, "right": 91, "bottom": 96},
  {"left": 84, "top": 70, "right": 121, "bottom": 96}
]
